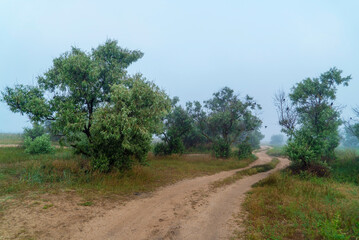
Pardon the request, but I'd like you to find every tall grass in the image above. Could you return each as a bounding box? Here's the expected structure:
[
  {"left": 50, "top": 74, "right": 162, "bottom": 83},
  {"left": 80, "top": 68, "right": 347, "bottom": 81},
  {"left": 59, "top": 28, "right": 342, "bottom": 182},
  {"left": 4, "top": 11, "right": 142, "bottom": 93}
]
[
  {"left": 331, "top": 148, "right": 359, "bottom": 185},
  {"left": 239, "top": 172, "right": 359, "bottom": 239},
  {"left": 0, "top": 148, "right": 255, "bottom": 200}
]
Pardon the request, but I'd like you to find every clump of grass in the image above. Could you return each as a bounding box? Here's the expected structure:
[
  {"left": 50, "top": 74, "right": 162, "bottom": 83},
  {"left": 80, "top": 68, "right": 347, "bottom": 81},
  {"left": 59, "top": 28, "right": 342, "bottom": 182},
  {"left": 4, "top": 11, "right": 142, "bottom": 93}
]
[
  {"left": 78, "top": 201, "right": 93, "bottom": 206},
  {"left": 212, "top": 158, "right": 280, "bottom": 189},
  {"left": 266, "top": 146, "right": 286, "bottom": 157},
  {"left": 42, "top": 204, "right": 53, "bottom": 209},
  {"left": 238, "top": 171, "right": 359, "bottom": 239}
]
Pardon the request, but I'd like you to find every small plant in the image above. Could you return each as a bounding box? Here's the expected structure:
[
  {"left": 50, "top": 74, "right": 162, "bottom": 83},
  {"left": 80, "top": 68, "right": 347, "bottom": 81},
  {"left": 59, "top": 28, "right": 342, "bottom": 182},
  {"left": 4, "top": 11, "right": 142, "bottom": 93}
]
[
  {"left": 78, "top": 201, "right": 93, "bottom": 206},
  {"left": 42, "top": 204, "right": 53, "bottom": 209},
  {"left": 24, "top": 134, "right": 55, "bottom": 154}
]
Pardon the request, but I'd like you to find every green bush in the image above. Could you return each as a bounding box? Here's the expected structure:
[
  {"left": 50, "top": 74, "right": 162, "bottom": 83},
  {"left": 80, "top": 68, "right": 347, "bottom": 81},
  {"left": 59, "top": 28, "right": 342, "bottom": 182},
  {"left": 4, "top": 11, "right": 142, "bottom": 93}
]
[
  {"left": 24, "top": 134, "right": 55, "bottom": 154},
  {"left": 238, "top": 141, "right": 252, "bottom": 159},
  {"left": 153, "top": 138, "right": 184, "bottom": 156},
  {"left": 213, "top": 139, "right": 231, "bottom": 158},
  {"left": 23, "top": 123, "right": 46, "bottom": 140},
  {"left": 153, "top": 142, "right": 170, "bottom": 156}
]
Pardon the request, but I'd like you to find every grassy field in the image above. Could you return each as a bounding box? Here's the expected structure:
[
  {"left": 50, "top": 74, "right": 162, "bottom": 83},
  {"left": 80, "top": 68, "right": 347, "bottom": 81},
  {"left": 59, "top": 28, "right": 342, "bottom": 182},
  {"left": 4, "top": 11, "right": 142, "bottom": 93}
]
[
  {"left": 237, "top": 149, "right": 359, "bottom": 240},
  {"left": 0, "top": 133, "right": 23, "bottom": 145},
  {"left": 0, "top": 147, "right": 255, "bottom": 212}
]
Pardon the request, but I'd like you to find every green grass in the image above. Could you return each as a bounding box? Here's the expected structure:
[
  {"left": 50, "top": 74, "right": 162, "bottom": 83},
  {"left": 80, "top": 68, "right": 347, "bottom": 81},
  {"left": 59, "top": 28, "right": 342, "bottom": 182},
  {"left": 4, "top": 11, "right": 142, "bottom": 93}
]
[
  {"left": 236, "top": 149, "right": 359, "bottom": 240},
  {"left": 212, "top": 158, "right": 280, "bottom": 189},
  {"left": 331, "top": 148, "right": 359, "bottom": 185},
  {"left": 239, "top": 172, "right": 359, "bottom": 240},
  {"left": 0, "top": 133, "right": 23, "bottom": 145},
  {"left": 266, "top": 146, "right": 286, "bottom": 157},
  {"left": 0, "top": 147, "right": 255, "bottom": 204}
]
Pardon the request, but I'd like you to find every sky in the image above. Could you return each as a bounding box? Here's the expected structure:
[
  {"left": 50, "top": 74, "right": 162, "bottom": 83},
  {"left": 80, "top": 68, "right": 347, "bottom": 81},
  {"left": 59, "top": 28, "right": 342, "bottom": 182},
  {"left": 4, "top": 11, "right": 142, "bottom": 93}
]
[{"left": 0, "top": 0, "right": 358, "bottom": 141}]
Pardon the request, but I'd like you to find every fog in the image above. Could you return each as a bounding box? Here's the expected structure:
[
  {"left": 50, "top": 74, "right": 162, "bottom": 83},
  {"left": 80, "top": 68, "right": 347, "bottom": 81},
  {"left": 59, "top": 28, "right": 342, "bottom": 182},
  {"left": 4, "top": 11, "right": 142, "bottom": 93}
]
[{"left": 1, "top": 0, "right": 358, "bottom": 140}]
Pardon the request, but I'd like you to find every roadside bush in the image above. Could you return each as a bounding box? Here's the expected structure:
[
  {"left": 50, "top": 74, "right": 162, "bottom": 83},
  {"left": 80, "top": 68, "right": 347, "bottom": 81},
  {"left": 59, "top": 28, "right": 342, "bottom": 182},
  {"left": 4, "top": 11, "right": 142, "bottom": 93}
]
[
  {"left": 24, "top": 134, "right": 55, "bottom": 154},
  {"left": 153, "top": 142, "right": 170, "bottom": 156},
  {"left": 213, "top": 139, "right": 231, "bottom": 158},
  {"left": 238, "top": 141, "right": 252, "bottom": 159},
  {"left": 286, "top": 132, "right": 317, "bottom": 168}
]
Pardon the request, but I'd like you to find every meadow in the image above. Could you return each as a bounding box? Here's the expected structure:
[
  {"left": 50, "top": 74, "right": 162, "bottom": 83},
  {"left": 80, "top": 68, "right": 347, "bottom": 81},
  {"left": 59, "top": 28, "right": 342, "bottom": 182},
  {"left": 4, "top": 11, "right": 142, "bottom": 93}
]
[{"left": 237, "top": 147, "right": 359, "bottom": 240}]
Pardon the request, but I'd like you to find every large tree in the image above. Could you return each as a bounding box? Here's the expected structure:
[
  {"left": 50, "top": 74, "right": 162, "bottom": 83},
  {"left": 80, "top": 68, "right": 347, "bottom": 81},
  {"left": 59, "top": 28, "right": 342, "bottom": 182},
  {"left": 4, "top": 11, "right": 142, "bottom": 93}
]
[
  {"left": 2, "top": 40, "right": 170, "bottom": 170},
  {"left": 275, "top": 67, "right": 351, "bottom": 167},
  {"left": 2, "top": 40, "right": 143, "bottom": 155},
  {"left": 188, "top": 87, "right": 262, "bottom": 158}
]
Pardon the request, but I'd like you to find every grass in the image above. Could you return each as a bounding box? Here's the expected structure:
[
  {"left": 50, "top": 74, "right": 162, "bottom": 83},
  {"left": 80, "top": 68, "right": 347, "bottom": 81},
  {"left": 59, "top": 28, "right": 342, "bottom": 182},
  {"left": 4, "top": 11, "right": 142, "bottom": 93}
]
[
  {"left": 236, "top": 148, "right": 359, "bottom": 240},
  {"left": 266, "top": 146, "right": 286, "bottom": 157},
  {"left": 0, "top": 133, "right": 23, "bottom": 145},
  {"left": 331, "top": 148, "right": 359, "bottom": 185},
  {"left": 211, "top": 158, "right": 279, "bottom": 189},
  {"left": 0, "top": 147, "right": 255, "bottom": 205}
]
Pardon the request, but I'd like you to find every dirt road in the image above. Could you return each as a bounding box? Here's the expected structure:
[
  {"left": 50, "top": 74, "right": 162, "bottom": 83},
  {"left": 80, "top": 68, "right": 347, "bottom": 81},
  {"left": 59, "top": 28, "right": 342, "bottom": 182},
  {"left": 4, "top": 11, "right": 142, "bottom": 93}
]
[{"left": 72, "top": 148, "right": 289, "bottom": 240}]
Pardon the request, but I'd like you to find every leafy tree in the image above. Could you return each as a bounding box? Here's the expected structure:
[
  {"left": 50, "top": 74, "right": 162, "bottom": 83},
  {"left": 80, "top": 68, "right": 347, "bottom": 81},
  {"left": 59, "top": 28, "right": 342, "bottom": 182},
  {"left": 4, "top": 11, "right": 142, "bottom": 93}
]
[
  {"left": 154, "top": 97, "right": 193, "bottom": 155},
  {"left": 188, "top": 87, "right": 262, "bottom": 158},
  {"left": 2, "top": 40, "right": 143, "bottom": 156},
  {"left": 2, "top": 40, "right": 170, "bottom": 171},
  {"left": 275, "top": 68, "right": 351, "bottom": 168},
  {"left": 270, "top": 134, "right": 284, "bottom": 146},
  {"left": 247, "top": 129, "right": 265, "bottom": 149},
  {"left": 90, "top": 76, "right": 170, "bottom": 171}
]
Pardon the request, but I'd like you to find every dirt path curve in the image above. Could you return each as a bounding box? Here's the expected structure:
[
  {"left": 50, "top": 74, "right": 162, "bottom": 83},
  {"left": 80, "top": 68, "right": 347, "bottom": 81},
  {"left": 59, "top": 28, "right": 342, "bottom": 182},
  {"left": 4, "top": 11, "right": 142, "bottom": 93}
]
[{"left": 73, "top": 148, "right": 290, "bottom": 240}]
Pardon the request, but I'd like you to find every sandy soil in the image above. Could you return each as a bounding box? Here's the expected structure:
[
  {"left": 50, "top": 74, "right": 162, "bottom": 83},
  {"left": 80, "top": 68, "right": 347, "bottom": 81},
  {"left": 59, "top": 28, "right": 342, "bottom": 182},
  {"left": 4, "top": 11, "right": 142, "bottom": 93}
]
[{"left": 0, "top": 148, "right": 289, "bottom": 240}]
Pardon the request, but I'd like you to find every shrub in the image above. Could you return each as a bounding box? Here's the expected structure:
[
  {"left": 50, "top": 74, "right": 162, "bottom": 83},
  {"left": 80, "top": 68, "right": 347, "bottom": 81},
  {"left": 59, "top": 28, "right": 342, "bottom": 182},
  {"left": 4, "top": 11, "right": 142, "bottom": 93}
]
[
  {"left": 23, "top": 123, "right": 46, "bottom": 140},
  {"left": 238, "top": 141, "right": 253, "bottom": 159},
  {"left": 24, "top": 134, "right": 55, "bottom": 154},
  {"left": 213, "top": 139, "right": 231, "bottom": 158},
  {"left": 153, "top": 142, "right": 170, "bottom": 156}
]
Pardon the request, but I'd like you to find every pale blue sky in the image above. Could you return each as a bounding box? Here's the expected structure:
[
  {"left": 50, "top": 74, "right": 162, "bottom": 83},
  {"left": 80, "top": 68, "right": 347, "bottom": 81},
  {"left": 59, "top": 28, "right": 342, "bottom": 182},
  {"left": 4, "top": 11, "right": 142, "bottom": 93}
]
[{"left": 1, "top": 0, "right": 358, "bottom": 140}]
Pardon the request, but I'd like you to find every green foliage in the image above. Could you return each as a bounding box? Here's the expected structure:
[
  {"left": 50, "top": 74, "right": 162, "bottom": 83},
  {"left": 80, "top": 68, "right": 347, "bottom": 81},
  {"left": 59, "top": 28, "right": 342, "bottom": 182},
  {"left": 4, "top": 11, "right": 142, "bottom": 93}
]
[
  {"left": 23, "top": 122, "right": 46, "bottom": 140},
  {"left": 1, "top": 39, "right": 143, "bottom": 158},
  {"left": 24, "top": 134, "right": 55, "bottom": 154},
  {"left": 188, "top": 87, "right": 262, "bottom": 158},
  {"left": 247, "top": 130, "right": 264, "bottom": 149},
  {"left": 156, "top": 97, "right": 193, "bottom": 155},
  {"left": 285, "top": 129, "right": 318, "bottom": 168},
  {"left": 2, "top": 40, "right": 172, "bottom": 172},
  {"left": 89, "top": 76, "right": 170, "bottom": 171},
  {"left": 213, "top": 138, "right": 231, "bottom": 158},
  {"left": 276, "top": 68, "right": 351, "bottom": 168},
  {"left": 331, "top": 149, "right": 359, "bottom": 185},
  {"left": 238, "top": 141, "right": 253, "bottom": 159},
  {"left": 153, "top": 142, "right": 170, "bottom": 156},
  {"left": 266, "top": 146, "right": 286, "bottom": 157},
  {"left": 270, "top": 134, "right": 284, "bottom": 146}
]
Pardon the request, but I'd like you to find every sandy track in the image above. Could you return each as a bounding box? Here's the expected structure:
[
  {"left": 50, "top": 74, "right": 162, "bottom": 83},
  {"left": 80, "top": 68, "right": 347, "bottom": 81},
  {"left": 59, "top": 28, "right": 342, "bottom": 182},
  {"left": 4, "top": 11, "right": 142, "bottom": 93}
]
[{"left": 73, "top": 148, "right": 289, "bottom": 240}]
